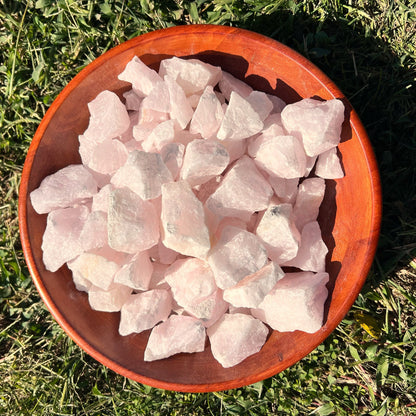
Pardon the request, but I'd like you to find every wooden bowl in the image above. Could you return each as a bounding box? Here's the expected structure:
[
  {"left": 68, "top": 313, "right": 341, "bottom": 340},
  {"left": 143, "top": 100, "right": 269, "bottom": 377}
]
[{"left": 19, "top": 25, "right": 381, "bottom": 392}]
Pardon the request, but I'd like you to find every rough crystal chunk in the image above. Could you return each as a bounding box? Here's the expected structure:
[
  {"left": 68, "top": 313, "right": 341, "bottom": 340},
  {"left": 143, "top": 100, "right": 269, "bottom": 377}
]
[
  {"left": 118, "top": 56, "right": 163, "bottom": 97},
  {"left": 119, "top": 289, "right": 172, "bottom": 336},
  {"left": 252, "top": 272, "right": 329, "bottom": 333},
  {"left": 114, "top": 250, "right": 153, "bottom": 290},
  {"left": 80, "top": 210, "right": 108, "bottom": 251},
  {"left": 161, "top": 181, "right": 210, "bottom": 258},
  {"left": 144, "top": 315, "right": 206, "bottom": 361},
  {"left": 91, "top": 184, "right": 113, "bottom": 213},
  {"left": 142, "top": 119, "right": 175, "bottom": 152},
  {"left": 140, "top": 80, "right": 171, "bottom": 113},
  {"left": 111, "top": 150, "right": 172, "bottom": 200},
  {"left": 108, "top": 187, "right": 159, "bottom": 253},
  {"left": 189, "top": 85, "right": 224, "bottom": 138},
  {"left": 315, "top": 147, "right": 344, "bottom": 179},
  {"left": 223, "top": 262, "right": 284, "bottom": 308},
  {"left": 217, "top": 92, "right": 264, "bottom": 141},
  {"left": 160, "top": 142, "right": 184, "bottom": 180},
  {"left": 180, "top": 139, "right": 229, "bottom": 187},
  {"left": 256, "top": 203, "right": 301, "bottom": 263},
  {"left": 206, "top": 156, "right": 273, "bottom": 221},
  {"left": 246, "top": 91, "right": 273, "bottom": 121},
  {"left": 268, "top": 176, "right": 299, "bottom": 204},
  {"left": 208, "top": 226, "right": 268, "bottom": 289},
  {"left": 87, "top": 138, "right": 128, "bottom": 175},
  {"left": 281, "top": 98, "right": 345, "bottom": 157},
  {"left": 293, "top": 177, "right": 326, "bottom": 231},
  {"left": 207, "top": 313, "right": 268, "bottom": 368},
  {"left": 218, "top": 71, "right": 253, "bottom": 101},
  {"left": 283, "top": 221, "right": 328, "bottom": 272},
  {"left": 123, "top": 89, "right": 142, "bottom": 111},
  {"left": 30, "top": 164, "right": 97, "bottom": 214},
  {"left": 266, "top": 93, "right": 286, "bottom": 113},
  {"left": 159, "top": 56, "right": 222, "bottom": 96},
  {"left": 42, "top": 205, "right": 89, "bottom": 272},
  {"left": 88, "top": 283, "right": 132, "bottom": 312}
]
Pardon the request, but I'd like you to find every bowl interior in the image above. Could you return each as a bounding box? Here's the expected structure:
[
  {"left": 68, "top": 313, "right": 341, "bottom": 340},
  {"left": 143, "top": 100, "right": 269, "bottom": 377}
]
[{"left": 19, "top": 25, "right": 381, "bottom": 392}]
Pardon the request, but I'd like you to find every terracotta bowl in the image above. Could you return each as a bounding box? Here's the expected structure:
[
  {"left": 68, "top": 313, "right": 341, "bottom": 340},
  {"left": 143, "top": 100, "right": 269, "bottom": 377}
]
[{"left": 19, "top": 24, "right": 381, "bottom": 392}]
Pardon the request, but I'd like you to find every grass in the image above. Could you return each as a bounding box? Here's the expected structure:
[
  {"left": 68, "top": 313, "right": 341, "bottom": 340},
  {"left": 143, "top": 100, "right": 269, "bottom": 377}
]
[{"left": 1, "top": 0, "right": 415, "bottom": 414}]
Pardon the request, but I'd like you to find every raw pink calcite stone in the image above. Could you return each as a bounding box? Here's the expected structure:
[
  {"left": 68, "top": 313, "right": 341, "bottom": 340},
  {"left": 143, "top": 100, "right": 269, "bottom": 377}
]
[
  {"left": 165, "top": 258, "right": 217, "bottom": 310},
  {"left": 91, "top": 184, "right": 113, "bottom": 212},
  {"left": 72, "top": 270, "right": 91, "bottom": 293},
  {"left": 160, "top": 142, "right": 184, "bottom": 180},
  {"left": 180, "top": 139, "right": 230, "bottom": 187},
  {"left": 161, "top": 181, "right": 210, "bottom": 259},
  {"left": 67, "top": 251, "right": 120, "bottom": 290},
  {"left": 144, "top": 315, "right": 206, "bottom": 361},
  {"left": 315, "top": 147, "right": 344, "bottom": 179},
  {"left": 119, "top": 289, "right": 173, "bottom": 336},
  {"left": 142, "top": 119, "right": 175, "bottom": 152},
  {"left": 293, "top": 177, "right": 326, "bottom": 231},
  {"left": 164, "top": 75, "right": 194, "bottom": 129},
  {"left": 213, "top": 217, "right": 247, "bottom": 243},
  {"left": 138, "top": 107, "right": 169, "bottom": 124},
  {"left": 281, "top": 98, "right": 345, "bottom": 157},
  {"left": 140, "top": 80, "right": 171, "bottom": 113},
  {"left": 88, "top": 283, "right": 132, "bottom": 312},
  {"left": 114, "top": 250, "right": 153, "bottom": 290},
  {"left": 218, "top": 71, "right": 253, "bottom": 100},
  {"left": 107, "top": 187, "right": 159, "bottom": 254},
  {"left": 80, "top": 210, "right": 108, "bottom": 251},
  {"left": 252, "top": 272, "right": 329, "bottom": 333},
  {"left": 254, "top": 135, "right": 307, "bottom": 179},
  {"left": 111, "top": 150, "right": 173, "bottom": 200},
  {"left": 207, "top": 313, "right": 268, "bottom": 368},
  {"left": 118, "top": 56, "right": 163, "bottom": 97},
  {"left": 256, "top": 203, "right": 301, "bottom": 264},
  {"left": 266, "top": 93, "right": 286, "bottom": 113},
  {"left": 268, "top": 176, "right": 299, "bottom": 204},
  {"left": 132, "top": 121, "right": 159, "bottom": 143},
  {"left": 194, "top": 290, "right": 229, "bottom": 328},
  {"left": 208, "top": 226, "right": 268, "bottom": 290},
  {"left": 187, "top": 93, "right": 201, "bottom": 108},
  {"left": 41, "top": 205, "right": 89, "bottom": 272},
  {"left": 221, "top": 137, "right": 247, "bottom": 163},
  {"left": 87, "top": 138, "right": 128, "bottom": 175},
  {"left": 189, "top": 85, "right": 224, "bottom": 138},
  {"left": 305, "top": 155, "right": 318, "bottom": 176},
  {"left": 123, "top": 89, "right": 142, "bottom": 111},
  {"left": 148, "top": 262, "right": 170, "bottom": 290},
  {"left": 173, "top": 129, "right": 202, "bottom": 146},
  {"left": 159, "top": 56, "right": 222, "bottom": 96},
  {"left": 119, "top": 111, "right": 140, "bottom": 143},
  {"left": 223, "top": 262, "right": 284, "bottom": 308},
  {"left": 84, "top": 90, "right": 130, "bottom": 141},
  {"left": 148, "top": 240, "right": 178, "bottom": 265},
  {"left": 30, "top": 165, "right": 97, "bottom": 214},
  {"left": 246, "top": 91, "right": 273, "bottom": 121},
  {"left": 206, "top": 156, "right": 273, "bottom": 221},
  {"left": 85, "top": 167, "right": 110, "bottom": 189},
  {"left": 217, "top": 91, "right": 264, "bottom": 141},
  {"left": 194, "top": 175, "right": 222, "bottom": 205},
  {"left": 283, "top": 221, "right": 328, "bottom": 272}
]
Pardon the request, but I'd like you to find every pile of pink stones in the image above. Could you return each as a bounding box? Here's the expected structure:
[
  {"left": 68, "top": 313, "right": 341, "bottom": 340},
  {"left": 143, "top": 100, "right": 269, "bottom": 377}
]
[{"left": 30, "top": 56, "right": 345, "bottom": 368}]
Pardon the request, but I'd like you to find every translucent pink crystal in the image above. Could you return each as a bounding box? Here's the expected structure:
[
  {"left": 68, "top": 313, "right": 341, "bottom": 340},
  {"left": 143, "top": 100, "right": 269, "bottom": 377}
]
[
  {"left": 144, "top": 315, "right": 206, "bottom": 361},
  {"left": 315, "top": 147, "right": 344, "bottom": 179},
  {"left": 160, "top": 142, "right": 184, "bottom": 180},
  {"left": 30, "top": 164, "right": 97, "bottom": 214},
  {"left": 207, "top": 313, "right": 268, "bottom": 368},
  {"left": 268, "top": 175, "right": 299, "bottom": 204},
  {"left": 91, "top": 184, "right": 113, "bottom": 212},
  {"left": 246, "top": 91, "right": 273, "bottom": 121},
  {"left": 123, "top": 89, "right": 142, "bottom": 111},
  {"left": 88, "top": 283, "right": 132, "bottom": 312},
  {"left": 142, "top": 119, "right": 175, "bottom": 152},
  {"left": 87, "top": 138, "right": 128, "bottom": 175},
  {"left": 218, "top": 71, "right": 253, "bottom": 100},
  {"left": 80, "top": 210, "right": 108, "bottom": 251}
]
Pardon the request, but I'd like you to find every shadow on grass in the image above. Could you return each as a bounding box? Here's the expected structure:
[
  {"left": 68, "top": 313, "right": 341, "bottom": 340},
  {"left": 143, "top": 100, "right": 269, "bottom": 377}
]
[{"left": 236, "top": 8, "right": 416, "bottom": 289}]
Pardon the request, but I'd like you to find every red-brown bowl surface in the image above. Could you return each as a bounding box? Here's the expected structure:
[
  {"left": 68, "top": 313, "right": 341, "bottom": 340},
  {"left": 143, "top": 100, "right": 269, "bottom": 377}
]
[{"left": 18, "top": 24, "right": 381, "bottom": 392}]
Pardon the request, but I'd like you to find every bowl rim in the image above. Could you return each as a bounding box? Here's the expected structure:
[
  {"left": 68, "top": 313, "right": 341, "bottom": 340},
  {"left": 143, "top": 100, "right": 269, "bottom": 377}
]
[{"left": 18, "top": 24, "right": 382, "bottom": 392}]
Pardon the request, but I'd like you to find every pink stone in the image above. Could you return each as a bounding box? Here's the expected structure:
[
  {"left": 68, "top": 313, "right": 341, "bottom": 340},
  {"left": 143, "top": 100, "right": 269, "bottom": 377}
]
[
  {"left": 88, "top": 283, "right": 132, "bottom": 312},
  {"left": 252, "top": 272, "right": 329, "bottom": 333},
  {"left": 119, "top": 111, "right": 140, "bottom": 143},
  {"left": 160, "top": 142, "right": 184, "bottom": 180},
  {"left": 195, "top": 175, "right": 222, "bottom": 205},
  {"left": 180, "top": 139, "right": 230, "bottom": 187},
  {"left": 217, "top": 92, "right": 264, "bottom": 141},
  {"left": 80, "top": 210, "right": 108, "bottom": 251},
  {"left": 281, "top": 98, "right": 345, "bottom": 157},
  {"left": 91, "top": 184, "right": 114, "bottom": 212},
  {"left": 85, "top": 167, "right": 110, "bottom": 189},
  {"left": 132, "top": 121, "right": 158, "bottom": 143},
  {"left": 41, "top": 206, "right": 89, "bottom": 272},
  {"left": 256, "top": 203, "right": 301, "bottom": 263},
  {"left": 213, "top": 217, "right": 247, "bottom": 243},
  {"left": 107, "top": 187, "right": 160, "bottom": 254},
  {"left": 208, "top": 226, "right": 268, "bottom": 289},
  {"left": 148, "top": 262, "right": 170, "bottom": 290},
  {"left": 30, "top": 164, "right": 97, "bottom": 214},
  {"left": 207, "top": 313, "right": 268, "bottom": 368},
  {"left": 220, "top": 138, "right": 247, "bottom": 163},
  {"left": 111, "top": 150, "right": 173, "bottom": 200},
  {"left": 67, "top": 251, "right": 120, "bottom": 290},
  {"left": 266, "top": 93, "right": 286, "bottom": 113},
  {"left": 187, "top": 93, "right": 201, "bottom": 108},
  {"left": 159, "top": 56, "right": 222, "bottom": 96},
  {"left": 84, "top": 90, "right": 130, "bottom": 141},
  {"left": 223, "top": 262, "right": 284, "bottom": 308},
  {"left": 315, "top": 148, "right": 344, "bottom": 179},
  {"left": 283, "top": 221, "right": 328, "bottom": 272},
  {"left": 87, "top": 138, "right": 128, "bottom": 175},
  {"left": 72, "top": 270, "right": 91, "bottom": 293},
  {"left": 293, "top": 177, "right": 325, "bottom": 231},
  {"left": 189, "top": 85, "right": 224, "bottom": 138},
  {"left": 144, "top": 315, "right": 206, "bottom": 361},
  {"left": 114, "top": 250, "right": 154, "bottom": 291},
  {"left": 119, "top": 289, "right": 173, "bottom": 336},
  {"left": 142, "top": 119, "right": 176, "bottom": 152},
  {"left": 164, "top": 75, "right": 194, "bottom": 129},
  {"left": 268, "top": 175, "right": 299, "bottom": 204},
  {"left": 218, "top": 71, "right": 253, "bottom": 101},
  {"left": 140, "top": 80, "right": 171, "bottom": 113},
  {"left": 174, "top": 129, "right": 202, "bottom": 146},
  {"left": 118, "top": 56, "right": 163, "bottom": 97},
  {"left": 206, "top": 156, "right": 273, "bottom": 222},
  {"left": 254, "top": 135, "right": 307, "bottom": 179},
  {"left": 305, "top": 155, "right": 318, "bottom": 176},
  {"left": 161, "top": 181, "right": 210, "bottom": 259},
  {"left": 137, "top": 107, "right": 169, "bottom": 124},
  {"left": 123, "top": 89, "right": 142, "bottom": 111},
  {"left": 246, "top": 91, "right": 273, "bottom": 121},
  {"left": 148, "top": 240, "right": 178, "bottom": 265}
]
